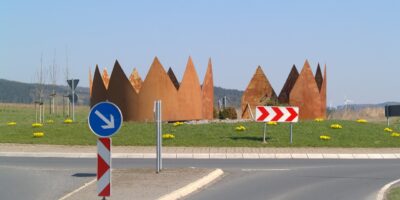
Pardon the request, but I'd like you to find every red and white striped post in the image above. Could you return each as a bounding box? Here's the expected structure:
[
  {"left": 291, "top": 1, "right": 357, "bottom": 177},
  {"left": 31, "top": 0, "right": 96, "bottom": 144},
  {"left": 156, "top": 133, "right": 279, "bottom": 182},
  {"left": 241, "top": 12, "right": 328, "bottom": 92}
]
[{"left": 97, "top": 137, "right": 111, "bottom": 197}]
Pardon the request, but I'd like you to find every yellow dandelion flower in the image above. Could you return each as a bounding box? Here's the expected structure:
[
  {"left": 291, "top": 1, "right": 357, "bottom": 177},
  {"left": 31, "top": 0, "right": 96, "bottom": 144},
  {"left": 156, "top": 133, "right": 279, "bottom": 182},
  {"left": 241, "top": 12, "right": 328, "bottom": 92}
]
[
  {"left": 235, "top": 125, "right": 246, "bottom": 131},
  {"left": 64, "top": 119, "right": 73, "bottom": 124},
  {"left": 391, "top": 132, "right": 400, "bottom": 137},
  {"left": 384, "top": 128, "right": 393, "bottom": 132},
  {"left": 162, "top": 133, "right": 175, "bottom": 139},
  {"left": 32, "top": 123, "right": 43, "bottom": 128},
  {"left": 319, "top": 135, "right": 331, "bottom": 140},
  {"left": 33, "top": 132, "right": 44, "bottom": 137},
  {"left": 330, "top": 124, "right": 342, "bottom": 129},
  {"left": 314, "top": 118, "right": 324, "bottom": 122},
  {"left": 267, "top": 121, "right": 278, "bottom": 125},
  {"left": 7, "top": 122, "right": 17, "bottom": 126}
]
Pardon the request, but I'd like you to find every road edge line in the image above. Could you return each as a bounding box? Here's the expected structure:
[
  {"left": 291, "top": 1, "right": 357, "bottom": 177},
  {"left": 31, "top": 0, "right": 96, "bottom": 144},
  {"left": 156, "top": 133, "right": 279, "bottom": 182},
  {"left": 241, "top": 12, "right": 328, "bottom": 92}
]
[
  {"left": 376, "top": 178, "right": 400, "bottom": 200},
  {"left": 58, "top": 178, "right": 96, "bottom": 200},
  {"left": 157, "top": 168, "right": 224, "bottom": 200}
]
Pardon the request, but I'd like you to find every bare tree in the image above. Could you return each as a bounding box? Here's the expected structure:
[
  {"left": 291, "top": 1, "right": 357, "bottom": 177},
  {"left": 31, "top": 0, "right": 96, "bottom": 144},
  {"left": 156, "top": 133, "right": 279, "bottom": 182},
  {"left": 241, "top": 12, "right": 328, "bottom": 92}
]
[
  {"left": 63, "top": 46, "right": 70, "bottom": 118},
  {"left": 35, "top": 53, "right": 46, "bottom": 123},
  {"left": 49, "top": 49, "right": 57, "bottom": 115}
]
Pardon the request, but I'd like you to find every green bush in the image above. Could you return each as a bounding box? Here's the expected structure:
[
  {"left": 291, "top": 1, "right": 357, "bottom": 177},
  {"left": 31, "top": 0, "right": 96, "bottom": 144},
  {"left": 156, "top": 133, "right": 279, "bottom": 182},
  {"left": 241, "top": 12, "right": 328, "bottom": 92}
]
[
  {"left": 219, "top": 107, "right": 237, "bottom": 119},
  {"left": 213, "top": 107, "right": 219, "bottom": 119}
]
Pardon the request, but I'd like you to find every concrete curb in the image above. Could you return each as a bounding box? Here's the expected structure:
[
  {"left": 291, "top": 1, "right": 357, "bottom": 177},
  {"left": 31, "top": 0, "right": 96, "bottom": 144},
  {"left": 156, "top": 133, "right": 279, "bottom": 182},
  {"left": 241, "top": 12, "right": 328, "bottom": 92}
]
[
  {"left": 376, "top": 178, "right": 400, "bottom": 200},
  {"left": 157, "top": 168, "right": 224, "bottom": 200},
  {"left": 1, "top": 152, "right": 400, "bottom": 159}
]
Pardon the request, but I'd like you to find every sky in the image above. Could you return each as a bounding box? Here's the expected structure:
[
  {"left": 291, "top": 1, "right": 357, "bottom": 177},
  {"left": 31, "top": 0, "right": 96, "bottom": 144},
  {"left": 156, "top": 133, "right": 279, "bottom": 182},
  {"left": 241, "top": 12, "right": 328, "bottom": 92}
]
[{"left": 1, "top": 0, "right": 400, "bottom": 106}]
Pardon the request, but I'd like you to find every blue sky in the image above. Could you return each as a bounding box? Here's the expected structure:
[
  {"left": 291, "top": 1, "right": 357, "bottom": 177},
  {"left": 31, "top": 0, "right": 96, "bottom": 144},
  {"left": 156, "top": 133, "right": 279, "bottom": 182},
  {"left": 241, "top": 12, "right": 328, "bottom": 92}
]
[{"left": 1, "top": 0, "right": 400, "bottom": 106}]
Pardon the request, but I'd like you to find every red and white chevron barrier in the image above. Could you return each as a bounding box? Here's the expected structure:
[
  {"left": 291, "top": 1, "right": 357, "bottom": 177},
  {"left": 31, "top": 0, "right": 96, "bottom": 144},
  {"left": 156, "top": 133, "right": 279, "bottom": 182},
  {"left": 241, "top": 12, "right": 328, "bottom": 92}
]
[
  {"left": 256, "top": 106, "right": 299, "bottom": 122},
  {"left": 97, "top": 138, "right": 111, "bottom": 197}
]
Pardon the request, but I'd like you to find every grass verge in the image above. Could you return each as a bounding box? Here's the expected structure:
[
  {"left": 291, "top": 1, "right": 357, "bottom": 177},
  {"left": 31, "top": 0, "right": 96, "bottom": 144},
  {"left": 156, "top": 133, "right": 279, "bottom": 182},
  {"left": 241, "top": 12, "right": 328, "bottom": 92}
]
[
  {"left": 1, "top": 103, "right": 400, "bottom": 147},
  {"left": 388, "top": 186, "right": 400, "bottom": 200}
]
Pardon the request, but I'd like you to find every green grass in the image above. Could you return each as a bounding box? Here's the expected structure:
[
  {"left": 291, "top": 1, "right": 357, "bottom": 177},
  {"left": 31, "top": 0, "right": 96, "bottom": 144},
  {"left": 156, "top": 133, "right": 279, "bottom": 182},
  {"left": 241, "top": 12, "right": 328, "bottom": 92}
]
[
  {"left": 388, "top": 186, "right": 400, "bottom": 200},
  {"left": 1, "top": 104, "right": 400, "bottom": 147}
]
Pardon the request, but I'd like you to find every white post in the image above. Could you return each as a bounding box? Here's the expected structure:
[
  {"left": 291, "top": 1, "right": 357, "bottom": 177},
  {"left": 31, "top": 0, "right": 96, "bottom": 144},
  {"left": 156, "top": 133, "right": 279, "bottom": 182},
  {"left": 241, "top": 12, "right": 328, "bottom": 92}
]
[
  {"left": 155, "top": 100, "right": 162, "bottom": 173},
  {"left": 263, "top": 123, "right": 267, "bottom": 143},
  {"left": 290, "top": 123, "right": 293, "bottom": 144}
]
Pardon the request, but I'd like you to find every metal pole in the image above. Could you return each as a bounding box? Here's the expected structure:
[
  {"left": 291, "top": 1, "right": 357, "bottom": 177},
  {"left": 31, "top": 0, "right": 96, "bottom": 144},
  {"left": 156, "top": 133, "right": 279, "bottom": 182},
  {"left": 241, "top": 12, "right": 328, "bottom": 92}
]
[
  {"left": 387, "top": 117, "right": 390, "bottom": 127},
  {"left": 263, "top": 123, "right": 267, "bottom": 143},
  {"left": 156, "top": 100, "right": 162, "bottom": 173},
  {"left": 290, "top": 123, "right": 293, "bottom": 144},
  {"left": 72, "top": 80, "right": 75, "bottom": 122},
  {"left": 159, "top": 101, "right": 162, "bottom": 170},
  {"left": 62, "top": 97, "right": 65, "bottom": 117}
]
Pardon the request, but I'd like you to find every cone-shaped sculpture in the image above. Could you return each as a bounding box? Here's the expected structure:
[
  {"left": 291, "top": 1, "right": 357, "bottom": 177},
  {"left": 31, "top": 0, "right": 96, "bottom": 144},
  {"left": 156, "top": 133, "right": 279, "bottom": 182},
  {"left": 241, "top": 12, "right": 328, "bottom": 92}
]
[
  {"left": 90, "top": 65, "right": 107, "bottom": 107},
  {"left": 241, "top": 66, "right": 277, "bottom": 119},
  {"left": 178, "top": 56, "right": 203, "bottom": 120},
  {"left": 138, "top": 57, "right": 179, "bottom": 121},
  {"left": 315, "top": 63, "right": 323, "bottom": 92},
  {"left": 278, "top": 65, "right": 299, "bottom": 104},
  {"left": 320, "top": 65, "right": 327, "bottom": 118},
  {"left": 90, "top": 57, "right": 214, "bottom": 122},
  {"left": 129, "top": 68, "right": 142, "bottom": 93},
  {"left": 289, "top": 60, "right": 322, "bottom": 119},
  {"left": 107, "top": 60, "right": 138, "bottom": 121},
  {"left": 89, "top": 68, "right": 93, "bottom": 96},
  {"left": 201, "top": 58, "right": 214, "bottom": 120},
  {"left": 167, "top": 67, "right": 180, "bottom": 90},
  {"left": 102, "top": 68, "right": 110, "bottom": 89}
]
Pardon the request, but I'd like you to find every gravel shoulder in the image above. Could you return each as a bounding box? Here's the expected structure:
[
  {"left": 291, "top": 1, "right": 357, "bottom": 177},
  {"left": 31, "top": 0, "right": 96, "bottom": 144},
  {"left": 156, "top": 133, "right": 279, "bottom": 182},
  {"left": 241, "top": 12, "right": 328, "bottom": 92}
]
[{"left": 64, "top": 168, "right": 219, "bottom": 200}]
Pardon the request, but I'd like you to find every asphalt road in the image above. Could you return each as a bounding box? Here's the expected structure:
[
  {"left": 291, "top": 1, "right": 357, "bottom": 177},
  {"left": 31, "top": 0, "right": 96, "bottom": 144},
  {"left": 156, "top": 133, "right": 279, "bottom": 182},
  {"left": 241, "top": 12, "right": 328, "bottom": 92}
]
[{"left": 0, "top": 157, "right": 399, "bottom": 200}]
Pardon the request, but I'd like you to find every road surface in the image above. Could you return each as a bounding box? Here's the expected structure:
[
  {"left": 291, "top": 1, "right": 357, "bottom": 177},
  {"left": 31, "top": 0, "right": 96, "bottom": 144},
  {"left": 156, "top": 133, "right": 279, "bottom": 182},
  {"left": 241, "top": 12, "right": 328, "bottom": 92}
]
[{"left": 0, "top": 157, "right": 399, "bottom": 200}]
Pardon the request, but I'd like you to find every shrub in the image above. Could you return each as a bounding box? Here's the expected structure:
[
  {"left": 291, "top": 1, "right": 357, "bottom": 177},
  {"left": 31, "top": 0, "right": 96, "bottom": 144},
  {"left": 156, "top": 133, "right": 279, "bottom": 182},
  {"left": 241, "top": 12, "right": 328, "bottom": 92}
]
[
  {"left": 213, "top": 108, "right": 219, "bottom": 119},
  {"left": 219, "top": 107, "right": 237, "bottom": 119}
]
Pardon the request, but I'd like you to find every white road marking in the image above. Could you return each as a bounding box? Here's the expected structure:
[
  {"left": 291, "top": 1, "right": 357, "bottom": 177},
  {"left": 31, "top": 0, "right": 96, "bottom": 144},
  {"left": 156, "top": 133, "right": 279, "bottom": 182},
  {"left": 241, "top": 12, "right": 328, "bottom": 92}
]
[
  {"left": 241, "top": 168, "right": 291, "bottom": 172},
  {"left": 58, "top": 178, "right": 96, "bottom": 200},
  {"left": 376, "top": 178, "right": 400, "bottom": 200}
]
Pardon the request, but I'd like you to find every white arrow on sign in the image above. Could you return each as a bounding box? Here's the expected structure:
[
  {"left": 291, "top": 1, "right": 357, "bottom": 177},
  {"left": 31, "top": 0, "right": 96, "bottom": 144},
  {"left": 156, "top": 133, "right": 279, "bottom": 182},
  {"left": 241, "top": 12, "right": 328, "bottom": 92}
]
[{"left": 95, "top": 110, "right": 115, "bottom": 129}]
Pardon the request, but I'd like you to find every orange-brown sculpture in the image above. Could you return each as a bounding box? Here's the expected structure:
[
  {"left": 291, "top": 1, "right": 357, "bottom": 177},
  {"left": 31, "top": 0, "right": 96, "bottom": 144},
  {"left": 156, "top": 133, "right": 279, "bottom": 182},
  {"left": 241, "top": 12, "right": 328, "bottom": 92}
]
[
  {"left": 241, "top": 66, "right": 277, "bottom": 119},
  {"left": 201, "top": 58, "right": 214, "bottom": 120},
  {"left": 102, "top": 68, "right": 110, "bottom": 89},
  {"left": 107, "top": 61, "right": 139, "bottom": 121},
  {"left": 278, "top": 65, "right": 299, "bottom": 104},
  {"left": 319, "top": 64, "right": 327, "bottom": 118},
  {"left": 90, "top": 65, "right": 108, "bottom": 107},
  {"left": 167, "top": 68, "right": 180, "bottom": 90},
  {"left": 289, "top": 60, "right": 323, "bottom": 119},
  {"left": 90, "top": 57, "right": 214, "bottom": 122},
  {"left": 129, "top": 68, "right": 142, "bottom": 93},
  {"left": 242, "top": 60, "right": 327, "bottom": 120}
]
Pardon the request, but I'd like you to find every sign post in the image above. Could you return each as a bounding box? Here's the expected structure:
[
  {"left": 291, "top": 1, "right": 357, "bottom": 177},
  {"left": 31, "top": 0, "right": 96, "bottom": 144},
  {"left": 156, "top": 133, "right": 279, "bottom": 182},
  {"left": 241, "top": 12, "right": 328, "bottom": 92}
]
[
  {"left": 255, "top": 106, "right": 299, "bottom": 144},
  {"left": 88, "top": 102, "right": 123, "bottom": 199},
  {"left": 154, "top": 100, "right": 162, "bottom": 173},
  {"left": 385, "top": 105, "right": 400, "bottom": 126},
  {"left": 67, "top": 79, "right": 79, "bottom": 121}
]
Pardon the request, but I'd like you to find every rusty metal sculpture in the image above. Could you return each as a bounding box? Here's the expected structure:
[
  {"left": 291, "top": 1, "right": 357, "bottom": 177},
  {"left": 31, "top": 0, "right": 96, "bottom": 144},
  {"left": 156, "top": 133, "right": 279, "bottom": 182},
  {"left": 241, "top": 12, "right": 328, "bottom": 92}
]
[
  {"left": 241, "top": 66, "right": 277, "bottom": 119},
  {"left": 90, "top": 57, "right": 214, "bottom": 122},
  {"left": 242, "top": 60, "right": 327, "bottom": 120}
]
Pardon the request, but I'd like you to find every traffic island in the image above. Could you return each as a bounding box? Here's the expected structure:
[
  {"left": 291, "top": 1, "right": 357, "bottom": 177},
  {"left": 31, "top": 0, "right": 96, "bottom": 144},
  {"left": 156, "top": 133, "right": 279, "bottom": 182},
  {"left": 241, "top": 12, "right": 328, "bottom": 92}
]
[{"left": 62, "top": 168, "right": 223, "bottom": 200}]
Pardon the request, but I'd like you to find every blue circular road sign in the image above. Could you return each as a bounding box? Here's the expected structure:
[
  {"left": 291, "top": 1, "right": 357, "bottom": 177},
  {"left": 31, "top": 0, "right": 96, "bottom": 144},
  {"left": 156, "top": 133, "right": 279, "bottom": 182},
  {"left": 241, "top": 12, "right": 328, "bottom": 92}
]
[{"left": 88, "top": 102, "right": 123, "bottom": 137}]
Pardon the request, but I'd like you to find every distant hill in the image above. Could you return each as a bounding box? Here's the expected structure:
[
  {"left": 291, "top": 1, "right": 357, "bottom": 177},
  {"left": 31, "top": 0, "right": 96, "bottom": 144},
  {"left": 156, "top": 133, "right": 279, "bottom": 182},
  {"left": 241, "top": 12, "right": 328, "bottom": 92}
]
[
  {"left": 0, "top": 79, "right": 244, "bottom": 108},
  {"left": 213, "top": 86, "right": 243, "bottom": 108},
  {"left": 0, "top": 79, "right": 90, "bottom": 105},
  {"left": 335, "top": 102, "right": 400, "bottom": 110}
]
